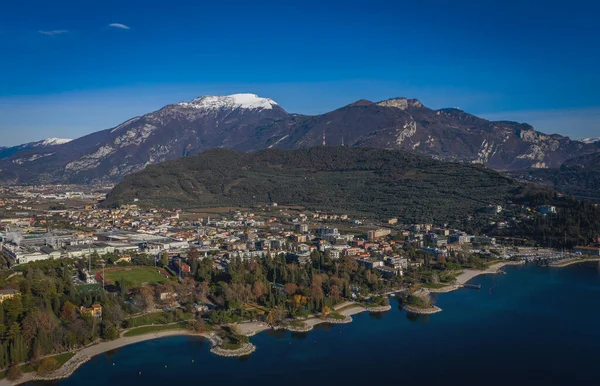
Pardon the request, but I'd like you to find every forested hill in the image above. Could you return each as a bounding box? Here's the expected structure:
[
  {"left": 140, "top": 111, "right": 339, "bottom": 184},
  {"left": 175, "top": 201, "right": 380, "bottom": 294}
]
[{"left": 103, "top": 147, "right": 525, "bottom": 224}]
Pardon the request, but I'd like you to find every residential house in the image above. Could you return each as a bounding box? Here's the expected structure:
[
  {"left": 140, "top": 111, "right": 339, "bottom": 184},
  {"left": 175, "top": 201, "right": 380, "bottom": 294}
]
[
  {"left": 80, "top": 303, "right": 102, "bottom": 318},
  {"left": 0, "top": 289, "right": 19, "bottom": 303}
]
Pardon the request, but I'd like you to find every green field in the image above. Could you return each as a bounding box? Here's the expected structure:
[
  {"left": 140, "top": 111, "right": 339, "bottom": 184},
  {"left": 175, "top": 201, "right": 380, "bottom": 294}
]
[{"left": 104, "top": 266, "right": 169, "bottom": 287}]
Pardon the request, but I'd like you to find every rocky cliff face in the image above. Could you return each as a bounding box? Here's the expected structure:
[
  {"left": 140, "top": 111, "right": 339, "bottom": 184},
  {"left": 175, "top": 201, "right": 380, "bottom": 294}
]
[
  {"left": 0, "top": 94, "right": 597, "bottom": 184},
  {"left": 272, "top": 98, "right": 595, "bottom": 171}
]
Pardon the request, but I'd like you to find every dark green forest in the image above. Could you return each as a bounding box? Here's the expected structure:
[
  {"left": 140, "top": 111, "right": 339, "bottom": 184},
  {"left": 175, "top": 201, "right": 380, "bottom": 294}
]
[{"left": 104, "top": 147, "right": 522, "bottom": 223}]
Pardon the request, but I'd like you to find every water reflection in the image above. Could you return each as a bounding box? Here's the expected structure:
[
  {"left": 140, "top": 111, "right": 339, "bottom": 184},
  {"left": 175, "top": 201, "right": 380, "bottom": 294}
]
[
  {"left": 266, "top": 329, "right": 287, "bottom": 339},
  {"left": 405, "top": 312, "right": 431, "bottom": 324},
  {"left": 290, "top": 331, "right": 309, "bottom": 340},
  {"left": 369, "top": 312, "right": 383, "bottom": 320}
]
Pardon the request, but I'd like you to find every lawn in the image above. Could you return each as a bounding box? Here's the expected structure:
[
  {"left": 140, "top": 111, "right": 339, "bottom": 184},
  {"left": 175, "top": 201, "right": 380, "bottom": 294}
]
[
  {"left": 123, "top": 322, "right": 187, "bottom": 337},
  {"left": 124, "top": 311, "right": 193, "bottom": 328},
  {"left": 326, "top": 312, "right": 346, "bottom": 320},
  {"left": 103, "top": 266, "right": 170, "bottom": 287}
]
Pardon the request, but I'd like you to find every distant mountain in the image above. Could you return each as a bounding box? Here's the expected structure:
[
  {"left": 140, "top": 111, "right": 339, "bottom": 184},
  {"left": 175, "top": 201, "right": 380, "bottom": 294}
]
[
  {"left": 1, "top": 93, "right": 598, "bottom": 184},
  {"left": 268, "top": 98, "right": 597, "bottom": 170},
  {"left": 103, "top": 147, "right": 524, "bottom": 223},
  {"left": 579, "top": 137, "right": 600, "bottom": 144},
  {"left": 0, "top": 138, "right": 72, "bottom": 161},
  {"left": 509, "top": 150, "right": 600, "bottom": 201}
]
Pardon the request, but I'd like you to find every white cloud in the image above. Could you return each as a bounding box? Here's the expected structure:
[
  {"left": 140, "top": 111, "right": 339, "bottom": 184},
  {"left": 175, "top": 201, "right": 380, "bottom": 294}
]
[
  {"left": 108, "top": 23, "right": 130, "bottom": 30},
  {"left": 38, "top": 30, "right": 68, "bottom": 36}
]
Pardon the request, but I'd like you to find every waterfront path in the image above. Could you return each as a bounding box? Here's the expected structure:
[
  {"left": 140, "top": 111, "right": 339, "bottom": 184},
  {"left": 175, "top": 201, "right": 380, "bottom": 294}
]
[{"left": 456, "top": 261, "right": 523, "bottom": 285}]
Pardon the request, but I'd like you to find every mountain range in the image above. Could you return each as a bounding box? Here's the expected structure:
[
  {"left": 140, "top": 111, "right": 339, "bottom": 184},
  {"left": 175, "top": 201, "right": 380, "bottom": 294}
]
[
  {"left": 0, "top": 138, "right": 71, "bottom": 161},
  {"left": 1, "top": 93, "right": 599, "bottom": 185}
]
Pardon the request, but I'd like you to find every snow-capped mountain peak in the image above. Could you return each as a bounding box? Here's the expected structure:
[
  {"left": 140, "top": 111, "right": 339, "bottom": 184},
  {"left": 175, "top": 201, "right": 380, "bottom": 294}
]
[
  {"left": 34, "top": 138, "right": 72, "bottom": 147},
  {"left": 580, "top": 137, "right": 600, "bottom": 144},
  {"left": 178, "top": 93, "right": 278, "bottom": 110}
]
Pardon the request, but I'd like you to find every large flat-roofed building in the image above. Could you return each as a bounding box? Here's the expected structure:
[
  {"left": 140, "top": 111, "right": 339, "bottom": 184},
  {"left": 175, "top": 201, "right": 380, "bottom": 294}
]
[{"left": 367, "top": 228, "right": 391, "bottom": 241}]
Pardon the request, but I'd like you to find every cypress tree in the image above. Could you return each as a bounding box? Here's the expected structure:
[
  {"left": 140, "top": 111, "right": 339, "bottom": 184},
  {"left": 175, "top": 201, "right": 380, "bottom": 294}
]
[{"left": 0, "top": 343, "right": 6, "bottom": 368}]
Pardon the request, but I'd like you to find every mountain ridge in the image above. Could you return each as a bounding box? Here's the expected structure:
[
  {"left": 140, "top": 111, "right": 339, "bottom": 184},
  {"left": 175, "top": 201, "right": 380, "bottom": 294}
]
[
  {"left": 1, "top": 93, "right": 598, "bottom": 184},
  {"left": 103, "top": 146, "right": 525, "bottom": 224}
]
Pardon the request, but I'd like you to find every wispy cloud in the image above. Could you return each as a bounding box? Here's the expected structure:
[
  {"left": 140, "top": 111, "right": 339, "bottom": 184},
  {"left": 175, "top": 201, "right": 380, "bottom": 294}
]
[
  {"left": 38, "top": 30, "right": 68, "bottom": 36},
  {"left": 108, "top": 23, "right": 130, "bottom": 30}
]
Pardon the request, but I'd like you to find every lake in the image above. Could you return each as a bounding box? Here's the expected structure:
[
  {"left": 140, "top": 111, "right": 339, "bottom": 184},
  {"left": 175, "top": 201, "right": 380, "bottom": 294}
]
[{"left": 31, "top": 263, "right": 600, "bottom": 386}]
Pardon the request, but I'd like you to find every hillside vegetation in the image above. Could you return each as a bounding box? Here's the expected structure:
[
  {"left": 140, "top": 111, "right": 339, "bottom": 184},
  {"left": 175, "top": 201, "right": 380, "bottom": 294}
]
[{"left": 104, "top": 147, "right": 524, "bottom": 223}]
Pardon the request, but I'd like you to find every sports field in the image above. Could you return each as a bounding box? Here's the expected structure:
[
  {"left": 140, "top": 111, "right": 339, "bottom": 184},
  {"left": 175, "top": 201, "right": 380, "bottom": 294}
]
[{"left": 101, "top": 266, "right": 170, "bottom": 287}]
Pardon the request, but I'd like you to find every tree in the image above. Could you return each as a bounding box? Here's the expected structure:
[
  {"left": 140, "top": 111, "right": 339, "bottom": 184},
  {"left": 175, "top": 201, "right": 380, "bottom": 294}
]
[
  {"left": 265, "top": 307, "right": 285, "bottom": 326},
  {"left": 198, "top": 281, "right": 210, "bottom": 302},
  {"left": 138, "top": 286, "right": 155, "bottom": 312},
  {"left": 188, "top": 247, "right": 200, "bottom": 276},
  {"left": 311, "top": 275, "right": 324, "bottom": 305},
  {"left": 160, "top": 252, "right": 169, "bottom": 268},
  {"left": 329, "top": 284, "right": 341, "bottom": 302},
  {"left": 177, "top": 277, "right": 196, "bottom": 306},
  {"left": 21, "top": 309, "right": 56, "bottom": 344},
  {"left": 252, "top": 281, "right": 268, "bottom": 300},
  {"left": 100, "top": 321, "right": 119, "bottom": 340},
  {"left": 3, "top": 296, "right": 23, "bottom": 325},
  {"left": 283, "top": 283, "right": 298, "bottom": 295},
  {"left": 60, "top": 301, "right": 77, "bottom": 322},
  {"left": 36, "top": 357, "right": 59, "bottom": 375},
  {"left": 0, "top": 343, "right": 7, "bottom": 369},
  {"left": 187, "top": 319, "right": 206, "bottom": 333}
]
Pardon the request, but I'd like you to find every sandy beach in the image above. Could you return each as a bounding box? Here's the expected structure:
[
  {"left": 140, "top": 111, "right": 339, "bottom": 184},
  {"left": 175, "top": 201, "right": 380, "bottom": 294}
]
[{"left": 455, "top": 260, "right": 523, "bottom": 285}]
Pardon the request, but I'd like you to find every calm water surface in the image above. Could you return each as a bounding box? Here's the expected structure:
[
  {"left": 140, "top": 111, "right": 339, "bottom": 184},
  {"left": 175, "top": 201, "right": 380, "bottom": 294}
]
[{"left": 33, "top": 263, "right": 600, "bottom": 386}]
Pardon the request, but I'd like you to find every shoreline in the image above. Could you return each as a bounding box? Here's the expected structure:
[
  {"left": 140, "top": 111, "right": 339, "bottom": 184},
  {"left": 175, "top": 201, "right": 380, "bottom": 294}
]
[
  {"left": 550, "top": 257, "right": 600, "bottom": 268},
  {"left": 412, "top": 260, "right": 525, "bottom": 299},
  {"left": 403, "top": 304, "right": 442, "bottom": 315},
  {"left": 1, "top": 260, "right": 530, "bottom": 385},
  {"left": 2, "top": 329, "right": 206, "bottom": 386}
]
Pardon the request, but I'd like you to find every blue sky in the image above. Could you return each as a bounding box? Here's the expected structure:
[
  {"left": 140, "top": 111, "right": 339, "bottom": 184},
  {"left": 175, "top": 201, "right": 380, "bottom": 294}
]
[{"left": 1, "top": 0, "right": 599, "bottom": 145}]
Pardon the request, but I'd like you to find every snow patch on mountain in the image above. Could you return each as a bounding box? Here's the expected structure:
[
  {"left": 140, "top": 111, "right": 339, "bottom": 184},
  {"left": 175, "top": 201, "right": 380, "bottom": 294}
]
[
  {"left": 580, "top": 137, "right": 600, "bottom": 144},
  {"left": 178, "top": 93, "right": 278, "bottom": 110},
  {"left": 13, "top": 153, "right": 55, "bottom": 164},
  {"left": 34, "top": 138, "right": 72, "bottom": 146}
]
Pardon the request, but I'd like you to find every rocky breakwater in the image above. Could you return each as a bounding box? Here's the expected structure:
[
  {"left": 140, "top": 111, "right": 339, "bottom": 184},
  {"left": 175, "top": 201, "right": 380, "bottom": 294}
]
[
  {"left": 30, "top": 353, "right": 91, "bottom": 382},
  {"left": 365, "top": 305, "right": 392, "bottom": 313},
  {"left": 210, "top": 343, "right": 256, "bottom": 357},
  {"left": 402, "top": 304, "right": 442, "bottom": 315},
  {"left": 281, "top": 322, "right": 313, "bottom": 332},
  {"left": 207, "top": 333, "right": 256, "bottom": 357},
  {"left": 321, "top": 315, "right": 353, "bottom": 324}
]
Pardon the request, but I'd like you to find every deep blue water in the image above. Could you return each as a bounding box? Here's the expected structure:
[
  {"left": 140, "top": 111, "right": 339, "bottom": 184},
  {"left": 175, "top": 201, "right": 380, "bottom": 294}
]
[{"left": 33, "top": 263, "right": 600, "bottom": 386}]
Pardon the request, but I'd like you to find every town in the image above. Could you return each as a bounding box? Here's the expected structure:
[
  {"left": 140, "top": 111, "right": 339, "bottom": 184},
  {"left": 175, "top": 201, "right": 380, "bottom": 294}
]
[{"left": 0, "top": 183, "right": 599, "bottom": 381}]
